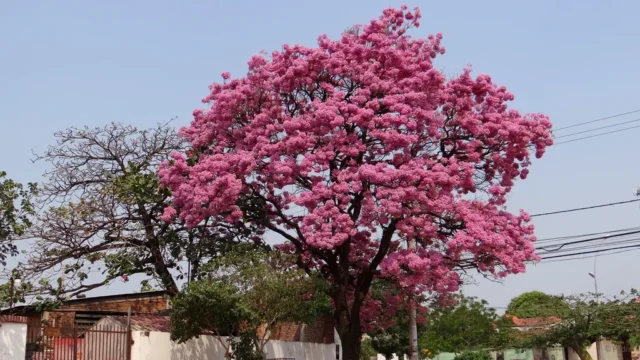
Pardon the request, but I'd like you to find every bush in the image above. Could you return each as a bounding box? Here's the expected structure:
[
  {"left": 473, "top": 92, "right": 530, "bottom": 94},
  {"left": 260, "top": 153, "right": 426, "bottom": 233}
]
[{"left": 454, "top": 350, "right": 492, "bottom": 360}]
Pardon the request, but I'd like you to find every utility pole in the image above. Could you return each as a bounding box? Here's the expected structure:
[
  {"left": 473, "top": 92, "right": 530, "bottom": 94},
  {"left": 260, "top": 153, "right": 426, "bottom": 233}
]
[
  {"left": 588, "top": 233, "right": 609, "bottom": 360},
  {"left": 8, "top": 272, "right": 21, "bottom": 313},
  {"left": 408, "top": 238, "right": 418, "bottom": 360}
]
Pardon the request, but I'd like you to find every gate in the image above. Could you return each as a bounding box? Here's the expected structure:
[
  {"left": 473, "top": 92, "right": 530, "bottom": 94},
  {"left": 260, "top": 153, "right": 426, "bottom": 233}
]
[{"left": 25, "top": 323, "right": 130, "bottom": 360}]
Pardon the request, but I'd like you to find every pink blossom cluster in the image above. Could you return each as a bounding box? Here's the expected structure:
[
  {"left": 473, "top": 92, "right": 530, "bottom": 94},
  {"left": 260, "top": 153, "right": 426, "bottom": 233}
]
[{"left": 160, "top": 6, "right": 552, "bottom": 327}]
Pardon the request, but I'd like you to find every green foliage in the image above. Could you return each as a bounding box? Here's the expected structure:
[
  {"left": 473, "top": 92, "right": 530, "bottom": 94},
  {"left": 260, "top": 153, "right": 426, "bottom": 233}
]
[
  {"left": 206, "top": 244, "right": 332, "bottom": 327},
  {"left": 171, "top": 280, "right": 256, "bottom": 343},
  {"left": 24, "top": 122, "right": 262, "bottom": 302},
  {"left": 0, "top": 171, "right": 36, "bottom": 264},
  {"left": 454, "top": 350, "right": 492, "bottom": 360},
  {"left": 172, "top": 245, "right": 331, "bottom": 349},
  {"left": 506, "top": 291, "right": 569, "bottom": 318},
  {"left": 512, "top": 290, "right": 640, "bottom": 360},
  {"left": 228, "top": 331, "right": 267, "bottom": 360},
  {"left": 420, "top": 295, "right": 511, "bottom": 354},
  {"left": 366, "top": 279, "right": 426, "bottom": 359},
  {"left": 360, "top": 337, "right": 378, "bottom": 360}
]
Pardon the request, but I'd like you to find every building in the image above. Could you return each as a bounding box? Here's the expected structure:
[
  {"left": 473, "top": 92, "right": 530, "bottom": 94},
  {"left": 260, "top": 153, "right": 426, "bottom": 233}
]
[{"left": 1, "top": 290, "right": 171, "bottom": 339}]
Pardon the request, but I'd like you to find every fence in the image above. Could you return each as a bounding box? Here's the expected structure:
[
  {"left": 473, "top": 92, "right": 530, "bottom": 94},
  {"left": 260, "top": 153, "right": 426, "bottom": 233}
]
[{"left": 25, "top": 323, "right": 130, "bottom": 360}]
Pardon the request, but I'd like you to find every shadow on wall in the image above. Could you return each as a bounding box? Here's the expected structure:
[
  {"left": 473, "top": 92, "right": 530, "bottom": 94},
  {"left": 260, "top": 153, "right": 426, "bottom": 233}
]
[
  {"left": 169, "top": 336, "right": 218, "bottom": 360},
  {"left": 0, "top": 321, "right": 28, "bottom": 360}
]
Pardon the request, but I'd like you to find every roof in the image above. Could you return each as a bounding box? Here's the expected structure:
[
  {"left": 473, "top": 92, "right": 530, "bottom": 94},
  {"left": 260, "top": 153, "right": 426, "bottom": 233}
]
[
  {"left": 100, "top": 315, "right": 171, "bottom": 332},
  {"left": 0, "top": 290, "right": 171, "bottom": 314},
  {"left": 506, "top": 315, "right": 562, "bottom": 327}
]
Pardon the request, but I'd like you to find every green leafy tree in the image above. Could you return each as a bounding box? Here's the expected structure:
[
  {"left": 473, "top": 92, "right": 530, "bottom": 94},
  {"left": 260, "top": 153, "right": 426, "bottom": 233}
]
[
  {"left": 360, "top": 337, "right": 378, "bottom": 360},
  {"left": 0, "top": 171, "right": 36, "bottom": 265},
  {"left": 366, "top": 279, "right": 427, "bottom": 360},
  {"left": 370, "top": 307, "right": 425, "bottom": 360},
  {"left": 171, "top": 280, "right": 256, "bottom": 360},
  {"left": 420, "top": 295, "right": 512, "bottom": 354},
  {"left": 171, "top": 246, "right": 331, "bottom": 358},
  {"left": 21, "top": 122, "right": 261, "bottom": 300},
  {"left": 454, "top": 350, "right": 492, "bottom": 360},
  {"left": 506, "top": 291, "right": 569, "bottom": 318},
  {"left": 514, "top": 290, "right": 640, "bottom": 360}
]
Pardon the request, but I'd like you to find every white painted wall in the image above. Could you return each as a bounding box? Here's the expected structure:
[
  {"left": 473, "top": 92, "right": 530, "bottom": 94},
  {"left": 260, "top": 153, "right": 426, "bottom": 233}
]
[
  {"left": 130, "top": 331, "right": 339, "bottom": 360},
  {"left": 567, "top": 340, "right": 623, "bottom": 360},
  {"left": 131, "top": 331, "right": 227, "bottom": 360},
  {"left": 0, "top": 322, "right": 27, "bottom": 360}
]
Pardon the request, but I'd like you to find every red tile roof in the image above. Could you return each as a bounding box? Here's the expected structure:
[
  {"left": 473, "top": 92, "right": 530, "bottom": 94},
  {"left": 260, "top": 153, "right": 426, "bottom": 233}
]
[{"left": 506, "top": 315, "right": 561, "bottom": 327}]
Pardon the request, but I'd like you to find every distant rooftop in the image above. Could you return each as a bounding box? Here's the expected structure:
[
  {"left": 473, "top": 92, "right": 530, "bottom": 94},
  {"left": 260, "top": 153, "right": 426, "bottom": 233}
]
[{"left": 1, "top": 290, "right": 171, "bottom": 314}]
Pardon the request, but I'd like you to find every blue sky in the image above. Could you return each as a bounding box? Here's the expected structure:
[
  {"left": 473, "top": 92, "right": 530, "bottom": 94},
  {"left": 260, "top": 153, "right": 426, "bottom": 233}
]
[{"left": 2, "top": 0, "right": 640, "bottom": 308}]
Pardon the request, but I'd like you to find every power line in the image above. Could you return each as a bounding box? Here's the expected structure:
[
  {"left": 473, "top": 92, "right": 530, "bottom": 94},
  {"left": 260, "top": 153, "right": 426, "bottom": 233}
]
[
  {"left": 535, "top": 230, "right": 640, "bottom": 252},
  {"left": 554, "top": 124, "right": 640, "bottom": 145},
  {"left": 554, "top": 109, "right": 640, "bottom": 131},
  {"left": 554, "top": 117, "right": 640, "bottom": 139},
  {"left": 539, "top": 243, "right": 640, "bottom": 260},
  {"left": 530, "top": 199, "right": 640, "bottom": 218},
  {"left": 538, "top": 248, "right": 640, "bottom": 264},
  {"left": 535, "top": 226, "right": 640, "bottom": 243},
  {"left": 537, "top": 236, "right": 640, "bottom": 255}
]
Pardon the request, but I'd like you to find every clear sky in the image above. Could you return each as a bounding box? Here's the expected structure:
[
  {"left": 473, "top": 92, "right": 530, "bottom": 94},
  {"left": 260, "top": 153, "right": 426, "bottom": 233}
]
[{"left": 2, "top": 0, "right": 640, "bottom": 309}]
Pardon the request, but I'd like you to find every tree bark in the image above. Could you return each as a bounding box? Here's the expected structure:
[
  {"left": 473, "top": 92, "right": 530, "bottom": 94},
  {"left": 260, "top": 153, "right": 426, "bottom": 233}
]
[
  {"left": 334, "top": 286, "right": 363, "bottom": 360},
  {"left": 572, "top": 346, "right": 593, "bottom": 360},
  {"left": 339, "top": 328, "right": 363, "bottom": 360}
]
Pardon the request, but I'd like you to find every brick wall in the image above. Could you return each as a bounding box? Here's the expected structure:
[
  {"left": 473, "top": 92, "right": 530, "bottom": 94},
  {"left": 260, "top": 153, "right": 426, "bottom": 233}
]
[
  {"left": 62, "top": 295, "right": 170, "bottom": 313},
  {"left": 261, "top": 316, "right": 335, "bottom": 344}
]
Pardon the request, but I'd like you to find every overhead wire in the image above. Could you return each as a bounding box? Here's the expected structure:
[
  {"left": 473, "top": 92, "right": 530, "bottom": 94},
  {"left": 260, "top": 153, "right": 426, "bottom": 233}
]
[
  {"left": 529, "top": 199, "right": 640, "bottom": 217},
  {"left": 535, "top": 226, "right": 640, "bottom": 243},
  {"left": 553, "top": 117, "right": 640, "bottom": 139},
  {"left": 537, "top": 248, "right": 640, "bottom": 264},
  {"left": 539, "top": 243, "right": 640, "bottom": 260},
  {"left": 553, "top": 109, "right": 640, "bottom": 131},
  {"left": 554, "top": 124, "right": 640, "bottom": 145},
  {"left": 535, "top": 230, "right": 640, "bottom": 252}
]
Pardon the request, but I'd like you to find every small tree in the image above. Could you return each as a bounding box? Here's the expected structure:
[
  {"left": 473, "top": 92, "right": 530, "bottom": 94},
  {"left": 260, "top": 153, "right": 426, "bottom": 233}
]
[
  {"left": 171, "top": 246, "right": 331, "bottom": 358},
  {"left": 360, "top": 337, "right": 379, "bottom": 360},
  {"left": 514, "top": 290, "right": 640, "bottom": 360},
  {"left": 208, "top": 245, "right": 332, "bottom": 353},
  {"left": 171, "top": 280, "right": 255, "bottom": 360},
  {"left": 420, "top": 295, "right": 512, "bottom": 354},
  {"left": 22, "top": 122, "right": 260, "bottom": 300},
  {"left": 454, "top": 350, "right": 492, "bottom": 360},
  {"left": 0, "top": 171, "right": 36, "bottom": 265}
]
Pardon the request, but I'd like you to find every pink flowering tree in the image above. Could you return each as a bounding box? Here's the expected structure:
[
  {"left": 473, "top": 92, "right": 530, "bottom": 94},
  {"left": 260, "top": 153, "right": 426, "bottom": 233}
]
[{"left": 160, "top": 6, "right": 552, "bottom": 359}]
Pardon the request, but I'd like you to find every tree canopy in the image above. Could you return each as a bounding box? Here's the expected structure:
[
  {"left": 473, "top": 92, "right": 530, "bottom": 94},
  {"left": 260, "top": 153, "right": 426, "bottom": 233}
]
[
  {"left": 506, "top": 291, "right": 569, "bottom": 318},
  {"left": 420, "top": 295, "right": 512, "bottom": 354},
  {"left": 171, "top": 246, "right": 331, "bottom": 358},
  {"left": 159, "top": 6, "right": 553, "bottom": 359},
  {"left": 21, "top": 122, "right": 259, "bottom": 300},
  {"left": 512, "top": 290, "right": 640, "bottom": 360},
  {"left": 0, "top": 171, "right": 36, "bottom": 266}
]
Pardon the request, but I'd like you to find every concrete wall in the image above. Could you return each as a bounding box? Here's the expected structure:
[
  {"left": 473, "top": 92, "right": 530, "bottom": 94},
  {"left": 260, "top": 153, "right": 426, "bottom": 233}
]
[
  {"left": 567, "top": 340, "right": 623, "bottom": 360},
  {"left": 0, "top": 316, "right": 28, "bottom": 360},
  {"left": 130, "top": 330, "right": 340, "bottom": 360}
]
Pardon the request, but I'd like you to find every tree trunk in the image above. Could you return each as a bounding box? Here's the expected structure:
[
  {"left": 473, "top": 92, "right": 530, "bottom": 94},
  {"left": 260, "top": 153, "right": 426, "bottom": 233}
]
[
  {"left": 572, "top": 346, "right": 593, "bottom": 360},
  {"left": 340, "top": 328, "right": 362, "bottom": 360},
  {"left": 334, "top": 284, "right": 364, "bottom": 360}
]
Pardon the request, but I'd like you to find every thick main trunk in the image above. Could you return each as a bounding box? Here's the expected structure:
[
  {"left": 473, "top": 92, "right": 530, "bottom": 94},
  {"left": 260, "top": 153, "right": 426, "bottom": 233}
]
[
  {"left": 335, "top": 288, "right": 363, "bottom": 360},
  {"left": 339, "top": 329, "right": 362, "bottom": 360}
]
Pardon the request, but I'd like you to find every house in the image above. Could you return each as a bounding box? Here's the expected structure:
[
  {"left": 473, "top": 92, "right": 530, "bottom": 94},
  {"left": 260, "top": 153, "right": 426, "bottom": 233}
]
[
  {"left": 0, "top": 290, "right": 171, "bottom": 333},
  {"left": 2, "top": 290, "right": 341, "bottom": 360},
  {"left": 505, "top": 315, "right": 629, "bottom": 360}
]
